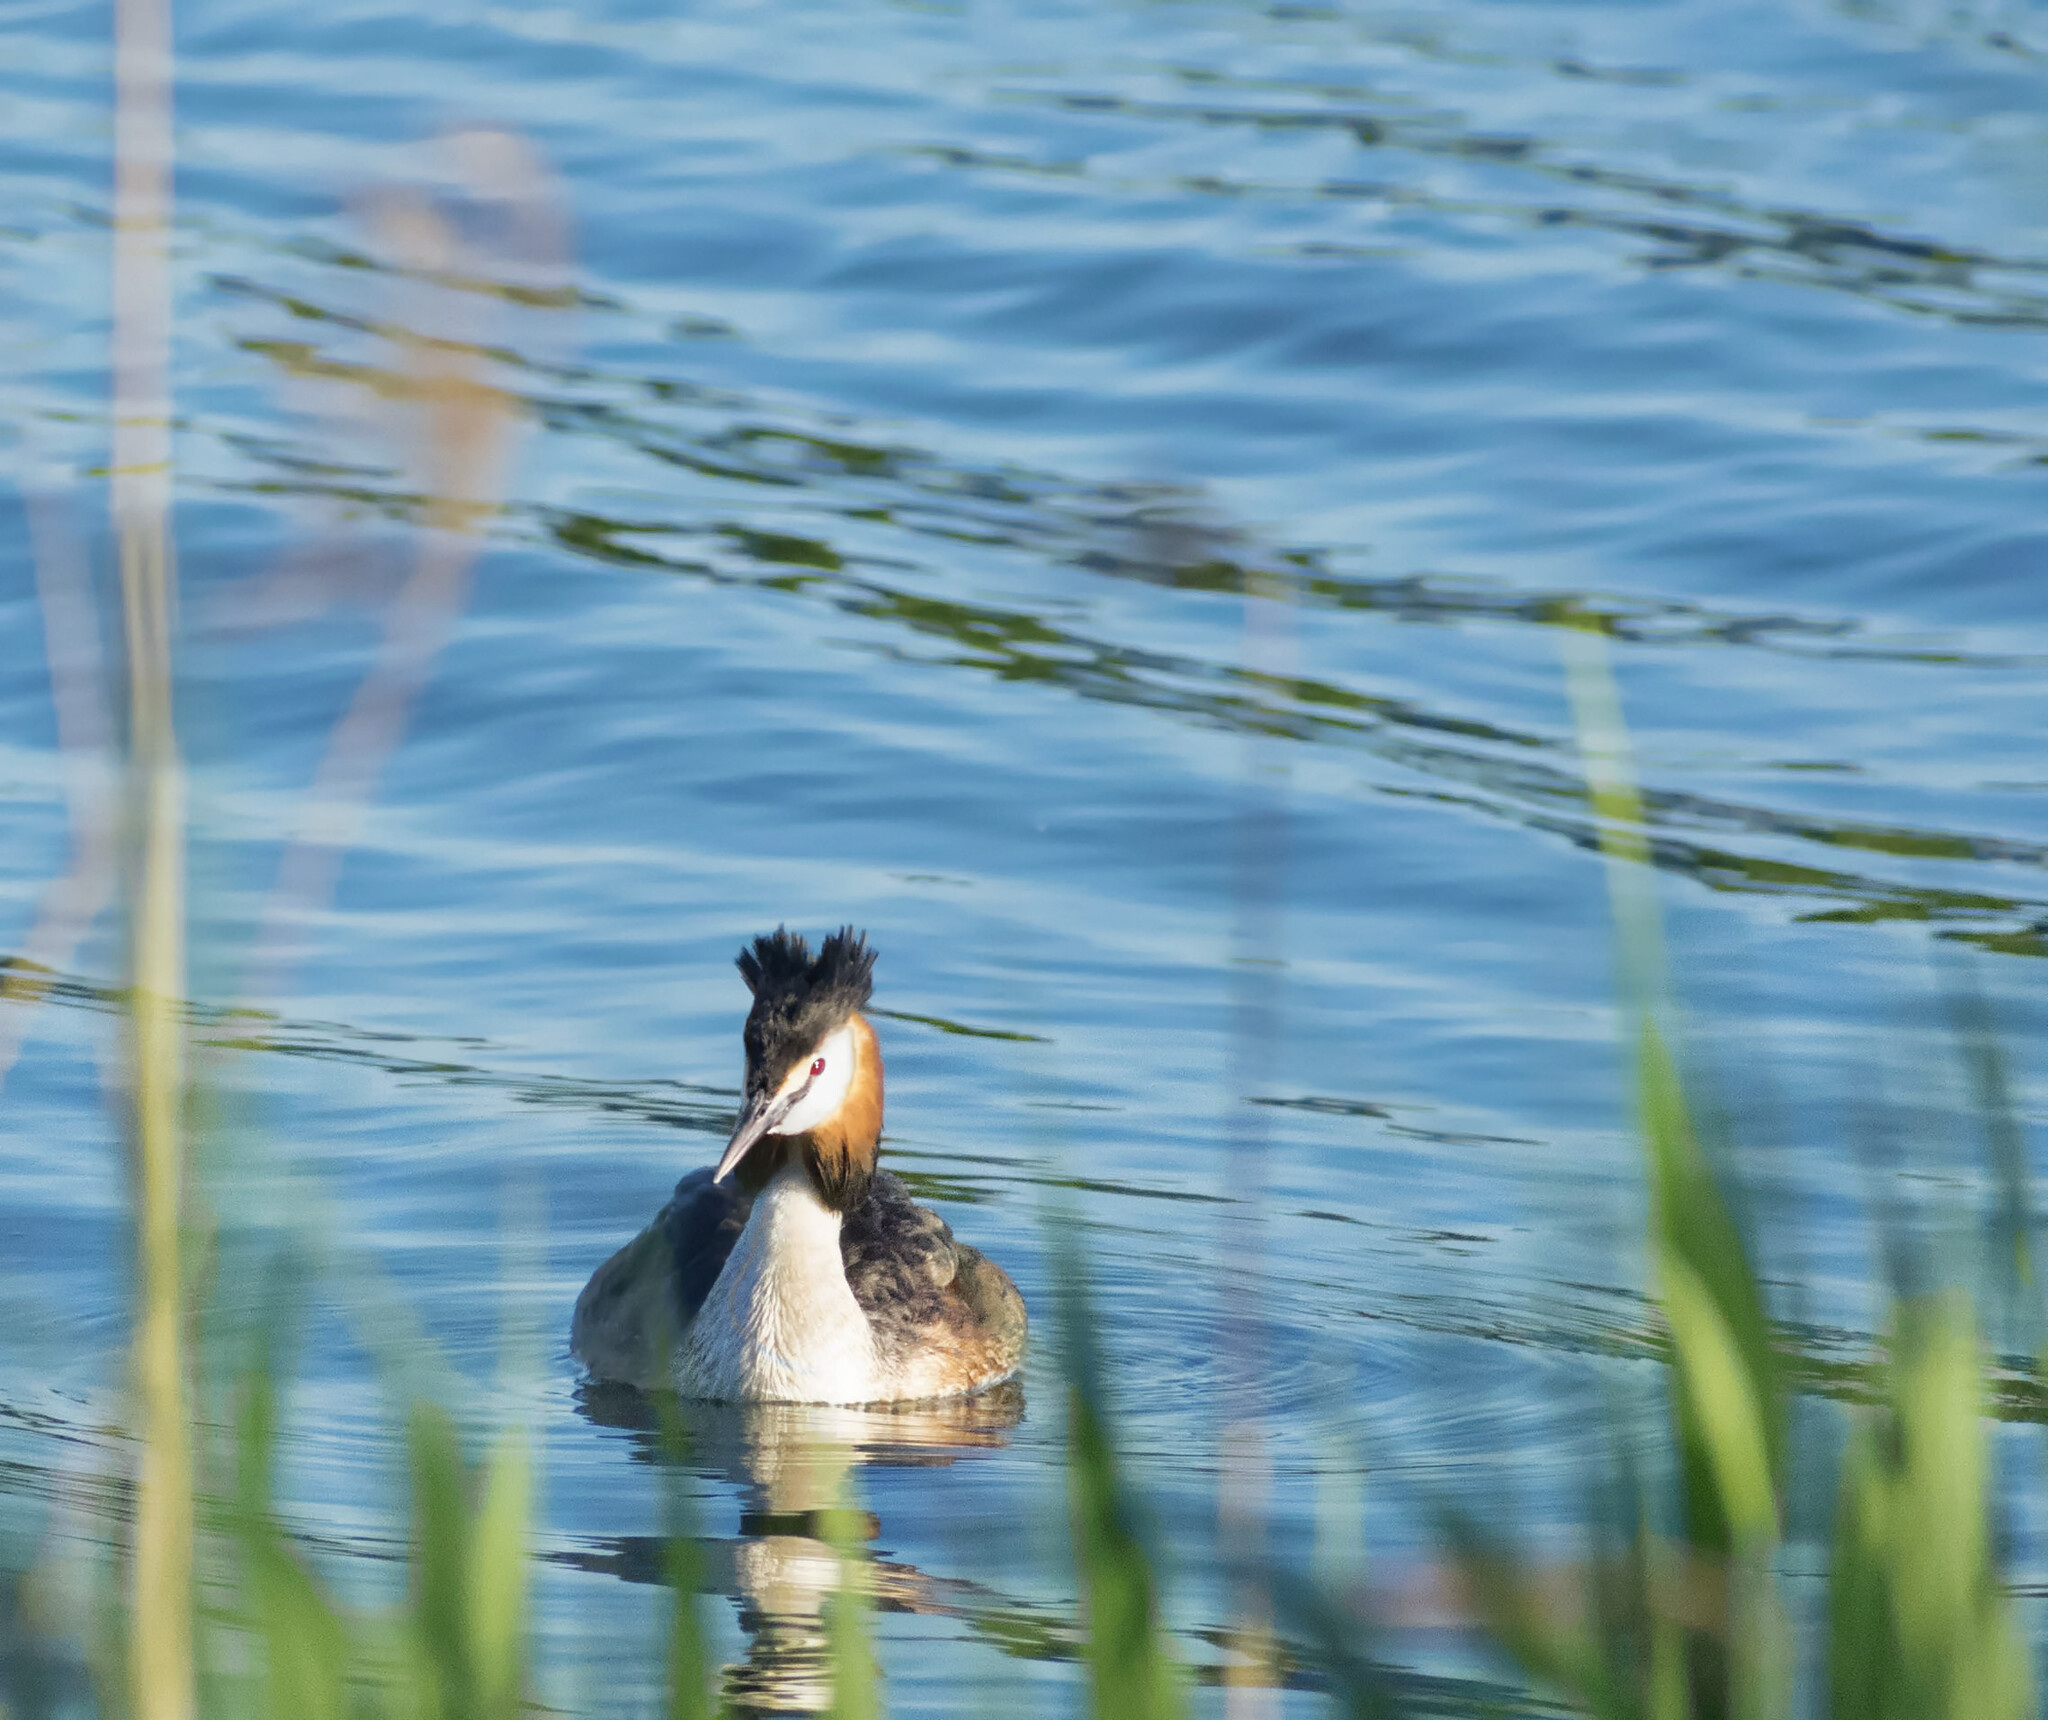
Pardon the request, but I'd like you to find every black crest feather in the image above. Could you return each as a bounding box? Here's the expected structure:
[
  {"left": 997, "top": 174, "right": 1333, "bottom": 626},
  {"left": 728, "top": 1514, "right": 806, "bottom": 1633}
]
[{"left": 735, "top": 926, "right": 877, "bottom": 1088}]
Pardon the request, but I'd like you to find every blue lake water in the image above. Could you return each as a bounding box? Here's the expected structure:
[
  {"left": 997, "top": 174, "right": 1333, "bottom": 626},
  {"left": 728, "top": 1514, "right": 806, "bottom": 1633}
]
[{"left": 6, "top": 0, "right": 2048, "bottom": 1710}]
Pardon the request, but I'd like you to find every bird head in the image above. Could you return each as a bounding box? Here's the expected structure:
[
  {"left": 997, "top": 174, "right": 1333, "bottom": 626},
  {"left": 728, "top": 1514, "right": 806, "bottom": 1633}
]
[{"left": 715, "top": 925, "right": 883, "bottom": 1210}]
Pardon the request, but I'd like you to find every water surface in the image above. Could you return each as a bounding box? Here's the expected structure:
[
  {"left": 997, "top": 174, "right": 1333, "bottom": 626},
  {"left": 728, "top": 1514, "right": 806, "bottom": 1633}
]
[{"left": 6, "top": 0, "right": 2048, "bottom": 1710}]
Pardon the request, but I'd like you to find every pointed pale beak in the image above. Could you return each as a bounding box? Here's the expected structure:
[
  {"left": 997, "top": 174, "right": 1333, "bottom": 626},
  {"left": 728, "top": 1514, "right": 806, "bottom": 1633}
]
[{"left": 714, "top": 1086, "right": 795, "bottom": 1183}]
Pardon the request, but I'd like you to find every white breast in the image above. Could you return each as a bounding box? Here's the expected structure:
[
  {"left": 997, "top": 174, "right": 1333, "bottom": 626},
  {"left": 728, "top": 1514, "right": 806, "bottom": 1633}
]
[{"left": 675, "top": 1160, "right": 884, "bottom": 1403}]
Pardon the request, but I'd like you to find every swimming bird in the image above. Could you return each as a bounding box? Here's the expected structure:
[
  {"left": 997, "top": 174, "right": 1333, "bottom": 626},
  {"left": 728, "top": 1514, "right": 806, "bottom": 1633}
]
[{"left": 572, "top": 927, "right": 1026, "bottom": 1403}]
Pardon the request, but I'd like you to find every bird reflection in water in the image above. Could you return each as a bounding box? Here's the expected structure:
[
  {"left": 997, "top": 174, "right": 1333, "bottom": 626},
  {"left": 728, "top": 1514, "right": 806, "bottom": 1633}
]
[{"left": 571, "top": 1379, "right": 1026, "bottom": 1716}]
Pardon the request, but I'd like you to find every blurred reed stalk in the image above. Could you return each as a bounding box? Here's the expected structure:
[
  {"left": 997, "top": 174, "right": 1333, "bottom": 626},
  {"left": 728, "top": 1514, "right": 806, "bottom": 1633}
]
[
  {"left": 111, "top": 0, "right": 192, "bottom": 1706},
  {"left": 236, "top": 130, "right": 551, "bottom": 1012},
  {"left": 1220, "top": 560, "right": 1293, "bottom": 1714}
]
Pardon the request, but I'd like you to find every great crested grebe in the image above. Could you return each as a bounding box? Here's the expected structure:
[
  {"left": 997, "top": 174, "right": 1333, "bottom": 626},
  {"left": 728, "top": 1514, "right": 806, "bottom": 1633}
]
[{"left": 572, "top": 927, "right": 1026, "bottom": 1404}]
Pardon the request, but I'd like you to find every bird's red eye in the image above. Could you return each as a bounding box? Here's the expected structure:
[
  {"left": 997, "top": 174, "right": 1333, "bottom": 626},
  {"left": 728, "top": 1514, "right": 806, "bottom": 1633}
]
[{"left": 810, "top": 1057, "right": 826, "bottom": 1077}]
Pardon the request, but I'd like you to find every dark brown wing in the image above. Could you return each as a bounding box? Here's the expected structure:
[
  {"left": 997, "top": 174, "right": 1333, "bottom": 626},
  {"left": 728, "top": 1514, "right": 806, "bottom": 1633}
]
[
  {"left": 950, "top": 1243, "right": 1027, "bottom": 1366},
  {"left": 841, "top": 1170, "right": 1026, "bottom": 1383},
  {"left": 661, "top": 1165, "right": 753, "bottom": 1317},
  {"left": 571, "top": 1167, "right": 750, "bottom": 1387}
]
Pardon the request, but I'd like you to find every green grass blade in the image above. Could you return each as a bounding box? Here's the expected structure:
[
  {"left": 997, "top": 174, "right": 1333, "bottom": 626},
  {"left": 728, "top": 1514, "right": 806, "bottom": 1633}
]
[
  {"left": 1828, "top": 1293, "right": 2032, "bottom": 1720},
  {"left": 407, "top": 1402, "right": 472, "bottom": 1719},
  {"left": 1826, "top": 1420, "right": 1890, "bottom": 1720},
  {"left": 1563, "top": 622, "right": 1790, "bottom": 1718},
  {"left": 1053, "top": 1241, "right": 1183, "bottom": 1720},
  {"left": 1640, "top": 1013, "right": 1783, "bottom": 1562},
  {"left": 1565, "top": 622, "right": 1785, "bottom": 1559},
  {"left": 1658, "top": 1254, "right": 1778, "bottom": 1547},
  {"left": 824, "top": 1490, "right": 879, "bottom": 1720},
  {"left": 664, "top": 1528, "right": 711, "bottom": 1720},
  {"left": 245, "top": 1539, "right": 351, "bottom": 1720},
  {"left": 653, "top": 1396, "right": 713, "bottom": 1720},
  {"left": 231, "top": 1373, "right": 351, "bottom": 1720},
  {"left": 1892, "top": 1296, "right": 2030, "bottom": 1720},
  {"left": 464, "top": 1428, "right": 530, "bottom": 1720},
  {"left": 1067, "top": 1387, "right": 1182, "bottom": 1720}
]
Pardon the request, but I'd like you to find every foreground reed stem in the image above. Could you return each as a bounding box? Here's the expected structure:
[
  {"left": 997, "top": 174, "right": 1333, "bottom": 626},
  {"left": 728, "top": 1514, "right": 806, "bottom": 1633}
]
[{"left": 113, "top": 0, "right": 191, "bottom": 1706}]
